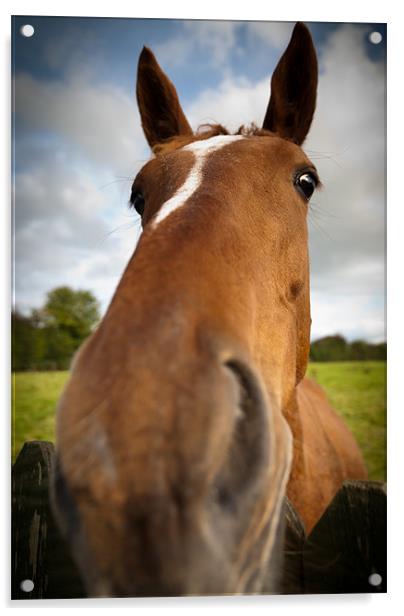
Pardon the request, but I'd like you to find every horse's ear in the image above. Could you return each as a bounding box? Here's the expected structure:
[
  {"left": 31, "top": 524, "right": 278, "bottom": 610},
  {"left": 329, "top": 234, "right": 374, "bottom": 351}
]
[
  {"left": 262, "top": 22, "right": 318, "bottom": 145},
  {"left": 136, "top": 47, "right": 193, "bottom": 148}
]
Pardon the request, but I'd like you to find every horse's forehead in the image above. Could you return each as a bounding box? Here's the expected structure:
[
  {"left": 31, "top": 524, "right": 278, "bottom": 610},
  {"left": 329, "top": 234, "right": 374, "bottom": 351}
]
[
  {"left": 151, "top": 135, "right": 245, "bottom": 227},
  {"left": 150, "top": 134, "right": 304, "bottom": 228},
  {"left": 171, "top": 133, "right": 304, "bottom": 169},
  {"left": 173, "top": 134, "right": 247, "bottom": 176},
  {"left": 182, "top": 134, "right": 245, "bottom": 154}
]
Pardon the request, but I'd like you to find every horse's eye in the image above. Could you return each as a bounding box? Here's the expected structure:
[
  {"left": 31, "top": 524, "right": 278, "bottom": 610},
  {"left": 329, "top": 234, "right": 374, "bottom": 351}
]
[
  {"left": 295, "top": 172, "right": 317, "bottom": 201},
  {"left": 130, "top": 190, "right": 145, "bottom": 216}
]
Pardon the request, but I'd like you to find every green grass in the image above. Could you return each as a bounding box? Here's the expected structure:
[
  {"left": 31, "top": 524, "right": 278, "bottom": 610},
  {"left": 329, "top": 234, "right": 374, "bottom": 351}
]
[
  {"left": 307, "top": 362, "right": 386, "bottom": 481},
  {"left": 12, "top": 362, "right": 386, "bottom": 481},
  {"left": 12, "top": 371, "right": 69, "bottom": 462}
]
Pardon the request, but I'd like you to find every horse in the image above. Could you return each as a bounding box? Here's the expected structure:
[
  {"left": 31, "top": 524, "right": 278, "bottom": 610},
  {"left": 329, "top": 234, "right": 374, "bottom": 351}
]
[{"left": 50, "top": 22, "right": 367, "bottom": 597}]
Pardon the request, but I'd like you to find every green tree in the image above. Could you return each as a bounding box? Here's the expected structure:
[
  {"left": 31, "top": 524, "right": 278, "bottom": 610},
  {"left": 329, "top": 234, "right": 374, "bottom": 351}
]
[
  {"left": 37, "top": 286, "right": 100, "bottom": 342},
  {"left": 310, "top": 335, "right": 387, "bottom": 362},
  {"left": 12, "top": 311, "right": 40, "bottom": 371},
  {"left": 310, "top": 334, "right": 348, "bottom": 362},
  {"left": 13, "top": 287, "right": 100, "bottom": 371},
  {"left": 349, "top": 340, "right": 369, "bottom": 361}
]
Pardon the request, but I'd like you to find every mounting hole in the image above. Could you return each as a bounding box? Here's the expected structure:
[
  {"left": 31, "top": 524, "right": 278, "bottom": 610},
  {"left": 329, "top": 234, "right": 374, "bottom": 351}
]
[
  {"left": 20, "top": 579, "right": 34, "bottom": 592},
  {"left": 369, "top": 31, "right": 382, "bottom": 45},
  {"left": 20, "top": 24, "right": 35, "bottom": 38},
  {"left": 368, "top": 572, "right": 382, "bottom": 587}
]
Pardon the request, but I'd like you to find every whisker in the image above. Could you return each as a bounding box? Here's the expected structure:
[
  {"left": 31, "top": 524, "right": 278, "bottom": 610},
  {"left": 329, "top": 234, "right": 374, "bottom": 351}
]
[
  {"left": 98, "top": 177, "right": 133, "bottom": 191},
  {"left": 94, "top": 220, "right": 142, "bottom": 249},
  {"left": 309, "top": 201, "right": 339, "bottom": 222},
  {"left": 308, "top": 209, "right": 333, "bottom": 241},
  {"left": 106, "top": 221, "right": 141, "bottom": 236},
  {"left": 305, "top": 147, "right": 351, "bottom": 170}
]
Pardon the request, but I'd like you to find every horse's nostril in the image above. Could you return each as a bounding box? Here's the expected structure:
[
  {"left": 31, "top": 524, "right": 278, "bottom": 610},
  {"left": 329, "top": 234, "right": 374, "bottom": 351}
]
[
  {"left": 211, "top": 359, "right": 270, "bottom": 512},
  {"left": 225, "top": 359, "right": 261, "bottom": 422}
]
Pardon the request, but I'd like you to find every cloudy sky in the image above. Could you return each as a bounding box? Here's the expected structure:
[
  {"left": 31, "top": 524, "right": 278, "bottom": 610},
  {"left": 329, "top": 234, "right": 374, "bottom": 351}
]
[{"left": 12, "top": 16, "right": 386, "bottom": 342}]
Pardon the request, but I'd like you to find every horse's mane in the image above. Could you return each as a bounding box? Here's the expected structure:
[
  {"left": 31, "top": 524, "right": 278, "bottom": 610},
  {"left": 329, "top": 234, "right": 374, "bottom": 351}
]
[{"left": 153, "top": 123, "right": 274, "bottom": 155}]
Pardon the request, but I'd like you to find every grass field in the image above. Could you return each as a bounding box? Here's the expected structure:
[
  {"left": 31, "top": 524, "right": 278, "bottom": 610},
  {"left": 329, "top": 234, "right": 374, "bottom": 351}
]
[
  {"left": 12, "top": 361, "right": 386, "bottom": 481},
  {"left": 12, "top": 371, "right": 67, "bottom": 463},
  {"left": 306, "top": 362, "right": 386, "bottom": 481}
]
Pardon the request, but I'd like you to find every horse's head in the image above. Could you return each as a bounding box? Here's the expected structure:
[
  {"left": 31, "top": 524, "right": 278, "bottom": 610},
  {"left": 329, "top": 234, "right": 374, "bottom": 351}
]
[{"left": 51, "top": 22, "right": 319, "bottom": 596}]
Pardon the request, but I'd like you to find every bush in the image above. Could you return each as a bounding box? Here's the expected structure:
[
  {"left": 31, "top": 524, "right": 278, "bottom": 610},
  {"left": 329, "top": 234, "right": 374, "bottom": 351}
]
[{"left": 310, "top": 334, "right": 386, "bottom": 362}]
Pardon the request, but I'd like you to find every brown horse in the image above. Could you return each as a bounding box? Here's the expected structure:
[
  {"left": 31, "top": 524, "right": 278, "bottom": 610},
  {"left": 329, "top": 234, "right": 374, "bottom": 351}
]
[{"left": 51, "top": 22, "right": 367, "bottom": 597}]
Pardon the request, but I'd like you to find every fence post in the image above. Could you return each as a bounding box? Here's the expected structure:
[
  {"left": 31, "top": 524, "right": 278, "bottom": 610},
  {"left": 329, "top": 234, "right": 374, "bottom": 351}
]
[
  {"left": 302, "top": 480, "right": 387, "bottom": 593},
  {"left": 11, "top": 441, "right": 85, "bottom": 599}
]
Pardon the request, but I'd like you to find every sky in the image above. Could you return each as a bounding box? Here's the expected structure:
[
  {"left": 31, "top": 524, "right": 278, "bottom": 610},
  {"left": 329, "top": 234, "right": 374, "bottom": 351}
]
[{"left": 12, "top": 16, "right": 386, "bottom": 342}]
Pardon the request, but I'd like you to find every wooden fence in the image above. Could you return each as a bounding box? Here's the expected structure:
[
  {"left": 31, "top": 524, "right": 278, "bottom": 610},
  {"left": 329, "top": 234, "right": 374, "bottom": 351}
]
[{"left": 11, "top": 441, "right": 386, "bottom": 599}]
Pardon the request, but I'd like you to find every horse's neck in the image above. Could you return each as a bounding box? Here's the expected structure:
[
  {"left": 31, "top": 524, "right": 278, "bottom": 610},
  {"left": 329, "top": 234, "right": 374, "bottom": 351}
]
[{"left": 282, "top": 385, "right": 314, "bottom": 530}]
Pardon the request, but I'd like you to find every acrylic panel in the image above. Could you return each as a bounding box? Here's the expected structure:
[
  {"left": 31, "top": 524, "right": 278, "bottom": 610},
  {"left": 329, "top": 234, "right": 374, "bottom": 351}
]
[{"left": 11, "top": 16, "right": 386, "bottom": 599}]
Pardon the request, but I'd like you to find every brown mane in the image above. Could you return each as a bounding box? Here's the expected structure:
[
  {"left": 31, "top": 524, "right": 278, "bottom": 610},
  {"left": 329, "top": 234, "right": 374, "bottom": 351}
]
[{"left": 153, "top": 123, "right": 275, "bottom": 155}]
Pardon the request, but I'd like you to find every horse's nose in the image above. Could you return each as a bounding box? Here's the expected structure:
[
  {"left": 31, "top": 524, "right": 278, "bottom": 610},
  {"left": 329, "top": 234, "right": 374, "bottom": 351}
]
[{"left": 53, "top": 326, "right": 275, "bottom": 596}]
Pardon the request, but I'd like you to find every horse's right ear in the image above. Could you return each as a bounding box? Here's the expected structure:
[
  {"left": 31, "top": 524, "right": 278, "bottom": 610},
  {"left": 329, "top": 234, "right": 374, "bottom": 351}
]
[
  {"left": 136, "top": 47, "right": 193, "bottom": 149},
  {"left": 262, "top": 22, "right": 318, "bottom": 145}
]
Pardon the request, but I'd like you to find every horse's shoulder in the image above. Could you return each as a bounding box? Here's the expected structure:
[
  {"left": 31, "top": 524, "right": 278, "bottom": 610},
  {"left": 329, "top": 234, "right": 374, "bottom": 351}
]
[
  {"left": 296, "top": 376, "right": 331, "bottom": 410},
  {"left": 296, "top": 374, "right": 368, "bottom": 478},
  {"left": 297, "top": 376, "right": 355, "bottom": 437}
]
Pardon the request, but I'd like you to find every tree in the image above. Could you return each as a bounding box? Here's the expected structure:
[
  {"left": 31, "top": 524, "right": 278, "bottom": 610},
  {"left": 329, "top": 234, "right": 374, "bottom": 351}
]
[
  {"left": 12, "top": 311, "right": 40, "bottom": 371},
  {"left": 310, "top": 334, "right": 387, "bottom": 362},
  {"left": 13, "top": 287, "right": 101, "bottom": 371},
  {"left": 37, "top": 287, "right": 100, "bottom": 342},
  {"left": 310, "top": 334, "right": 349, "bottom": 362},
  {"left": 350, "top": 340, "right": 369, "bottom": 361}
]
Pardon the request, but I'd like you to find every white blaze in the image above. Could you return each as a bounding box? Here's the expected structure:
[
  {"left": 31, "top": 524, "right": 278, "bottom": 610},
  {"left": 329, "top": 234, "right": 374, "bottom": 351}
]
[{"left": 152, "top": 135, "right": 244, "bottom": 227}]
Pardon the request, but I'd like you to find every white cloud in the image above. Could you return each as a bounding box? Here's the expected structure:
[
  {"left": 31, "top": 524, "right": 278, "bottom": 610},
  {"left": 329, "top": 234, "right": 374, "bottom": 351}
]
[
  {"left": 304, "top": 25, "right": 385, "bottom": 340},
  {"left": 14, "top": 156, "right": 141, "bottom": 314},
  {"left": 184, "top": 21, "right": 240, "bottom": 67},
  {"left": 154, "top": 20, "right": 294, "bottom": 77},
  {"left": 186, "top": 75, "right": 269, "bottom": 130},
  {"left": 245, "top": 21, "right": 294, "bottom": 49},
  {"left": 311, "top": 290, "right": 385, "bottom": 343},
  {"left": 154, "top": 21, "right": 240, "bottom": 71},
  {"left": 13, "top": 71, "right": 148, "bottom": 315},
  {"left": 14, "top": 72, "right": 148, "bottom": 175}
]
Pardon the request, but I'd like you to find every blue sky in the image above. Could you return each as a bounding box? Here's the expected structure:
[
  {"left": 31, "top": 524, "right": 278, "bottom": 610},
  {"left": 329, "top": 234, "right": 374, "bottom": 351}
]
[{"left": 12, "top": 17, "right": 386, "bottom": 341}]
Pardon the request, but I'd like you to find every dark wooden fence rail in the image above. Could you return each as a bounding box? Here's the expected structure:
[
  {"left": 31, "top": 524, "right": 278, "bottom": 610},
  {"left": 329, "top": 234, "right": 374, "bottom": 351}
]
[{"left": 11, "top": 441, "right": 386, "bottom": 599}]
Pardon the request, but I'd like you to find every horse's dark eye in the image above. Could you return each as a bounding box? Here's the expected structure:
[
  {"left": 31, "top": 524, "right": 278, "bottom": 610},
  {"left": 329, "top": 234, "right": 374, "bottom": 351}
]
[
  {"left": 130, "top": 190, "right": 145, "bottom": 215},
  {"left": 295, "top": 172, "right": 317, "bottom": 201}
]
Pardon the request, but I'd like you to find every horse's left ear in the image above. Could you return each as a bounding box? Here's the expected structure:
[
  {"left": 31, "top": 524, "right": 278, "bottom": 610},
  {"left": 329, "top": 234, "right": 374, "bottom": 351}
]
[
  {"left": 263, "top": 22, "right": 318, "bottom": 145},
  {"left": 136, "top": 47, "right": 193, "bottom": 148}
]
